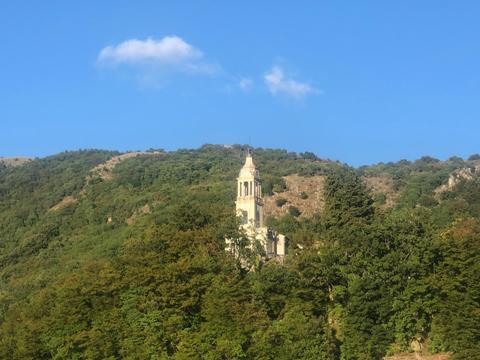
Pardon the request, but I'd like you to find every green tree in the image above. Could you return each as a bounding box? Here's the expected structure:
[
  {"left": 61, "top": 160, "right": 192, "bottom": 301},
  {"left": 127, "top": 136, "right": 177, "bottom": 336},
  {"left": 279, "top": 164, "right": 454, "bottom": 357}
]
[
  {"left": 323, "top": 167, "right": 374, "bottom": 229},
  {"left": 429, "top": 218, "right": 480, "bottom": 359}
]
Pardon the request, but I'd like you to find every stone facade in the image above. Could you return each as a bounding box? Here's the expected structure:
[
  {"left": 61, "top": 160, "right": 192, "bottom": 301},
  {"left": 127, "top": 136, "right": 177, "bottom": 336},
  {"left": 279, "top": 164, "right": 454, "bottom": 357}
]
[{"left": 226, "top": 151, "right": 287, "bottom": 260}]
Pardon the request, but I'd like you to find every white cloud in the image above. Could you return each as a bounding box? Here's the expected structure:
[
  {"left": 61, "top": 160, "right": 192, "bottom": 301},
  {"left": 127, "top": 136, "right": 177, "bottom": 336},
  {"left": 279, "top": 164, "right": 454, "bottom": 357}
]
[
  {"left": 264, "top": 66, "right": 316, "bottom": 99},
  {"left": 96, "top": 36, "right": 220, "bottom": 82},
  {"left": 98, "top": 36, "right": 202, "bottom": 65},
  {"left": 238, "top": 78, "right": 253, "bottom": 91}
]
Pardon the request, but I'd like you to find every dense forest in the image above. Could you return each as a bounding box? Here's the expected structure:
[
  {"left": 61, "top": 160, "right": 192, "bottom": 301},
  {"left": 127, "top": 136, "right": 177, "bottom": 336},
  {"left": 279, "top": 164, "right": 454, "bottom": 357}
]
[{"left": 0, "top": 145, "right": 479, "bottom": 359}]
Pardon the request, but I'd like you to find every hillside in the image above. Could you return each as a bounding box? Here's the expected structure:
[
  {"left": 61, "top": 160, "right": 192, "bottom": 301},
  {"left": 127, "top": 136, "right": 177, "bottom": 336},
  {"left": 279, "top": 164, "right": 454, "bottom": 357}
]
[
  {"left": 0, "top": 156, "right": 33, "bottom": 167},
  {"left": 263, "top": 173, "right": 399, "bottom": 219},
  {"left": 0, "top": 146, "right": 479, "bottom": 359}
]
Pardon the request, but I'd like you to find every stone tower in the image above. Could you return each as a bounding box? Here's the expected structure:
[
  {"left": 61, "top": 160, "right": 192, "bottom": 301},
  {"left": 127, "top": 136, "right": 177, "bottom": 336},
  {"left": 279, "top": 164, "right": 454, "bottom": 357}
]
[
  {"left": 226, "top": 150, "right": 287, "bottom": 261},
  {"left": 236, "top": 150, "right": 264, "bottom": 229}
]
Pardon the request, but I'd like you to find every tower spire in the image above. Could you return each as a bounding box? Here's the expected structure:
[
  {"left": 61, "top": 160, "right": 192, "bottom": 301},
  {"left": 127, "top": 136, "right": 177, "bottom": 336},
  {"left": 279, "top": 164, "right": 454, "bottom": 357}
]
[
  {"left": 227, "top": 150, "right": 288, "bottom": 261},
  {"left": 236, "top": 150, "right": 263, "bottom": 227}
]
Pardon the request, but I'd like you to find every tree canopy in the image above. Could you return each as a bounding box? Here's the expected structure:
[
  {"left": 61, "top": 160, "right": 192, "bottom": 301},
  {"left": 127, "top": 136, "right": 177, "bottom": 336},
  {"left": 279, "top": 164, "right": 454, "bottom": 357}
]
[{"left": 0, "top": 145, "right": 479, "bottom": 359}]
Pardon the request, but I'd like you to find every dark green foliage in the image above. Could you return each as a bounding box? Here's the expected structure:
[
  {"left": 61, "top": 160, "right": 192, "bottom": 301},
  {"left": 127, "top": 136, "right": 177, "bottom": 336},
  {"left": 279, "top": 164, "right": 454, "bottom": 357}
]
[
  {"left": 0, "top": 146, "right": 479, "bottom": 359},
  {"left": 429, "top": 219, "right": 480, "bottom": 359},
  {"left": 275, "top": 198, "right": 288, "bottom": 207},
  {"left": 300, "top": 191, "right": 309, "bottom": 199},
  {"left": 374, "top": 192, "right": 386, "bottom": 205},
  {"left": 263, "top": 175, "right": 287, "bottom": 195},
  {"left": 442, "top": 178, "right": 480, "bottom": 218},
  {"left": 416, "top": 156, "right": 440, "bottom": 164},
  {"left": 397, "top": 172, "right": 444, "bottom": 208},
  {"left": 266, "top": 214, "right": 302, "bottom": 240},
  {"left": 288, "top": 206, "right": 301, "bottom": 217},
  {"left": 300, "top": 151, "right": 318, "bottom": 161},
  {"left": 323, "top": 167, "right": 374, "bottom": 229}
]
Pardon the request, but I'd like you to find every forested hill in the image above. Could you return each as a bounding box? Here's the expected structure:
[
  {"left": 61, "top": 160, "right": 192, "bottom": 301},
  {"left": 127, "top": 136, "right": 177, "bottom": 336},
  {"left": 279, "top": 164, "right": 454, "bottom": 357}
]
[{"left": 1, "top": 145, "right": 479, "bottom": 359}]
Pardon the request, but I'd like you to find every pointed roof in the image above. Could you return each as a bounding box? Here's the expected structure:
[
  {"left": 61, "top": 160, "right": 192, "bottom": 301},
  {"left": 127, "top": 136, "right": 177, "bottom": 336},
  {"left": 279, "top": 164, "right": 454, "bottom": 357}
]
[{"left": 239, "top": 151, "right": 259, "bottom": 178}]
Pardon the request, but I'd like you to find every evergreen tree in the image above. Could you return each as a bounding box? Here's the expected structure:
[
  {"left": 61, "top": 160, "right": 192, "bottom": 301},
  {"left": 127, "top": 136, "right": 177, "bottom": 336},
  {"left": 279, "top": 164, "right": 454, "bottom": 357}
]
[{"left": 323, "top": 167, "right": 374, "bottom": 229}]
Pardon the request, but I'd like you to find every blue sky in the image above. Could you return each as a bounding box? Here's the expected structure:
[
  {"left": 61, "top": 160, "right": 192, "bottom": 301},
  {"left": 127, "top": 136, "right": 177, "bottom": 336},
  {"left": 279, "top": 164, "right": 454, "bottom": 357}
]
[{"left": 1, "top": 1, "right": 480, "bottom": 165}]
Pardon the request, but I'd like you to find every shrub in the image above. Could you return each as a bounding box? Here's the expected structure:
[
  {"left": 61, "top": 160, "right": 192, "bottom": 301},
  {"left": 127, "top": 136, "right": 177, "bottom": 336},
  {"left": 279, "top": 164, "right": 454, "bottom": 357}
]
[
  {"left": 374, "top": 192, "right": 386, "bottom": 205},
  {"left": 263, "top": 176, "right": 287, "bottom": 195},
  {"left": 288, "top": 206, "right": 301, "bottom": 217},
  {"left": 275, "top": 198, "right": 288, "bottom": 207},
  {"left": 272, "top": 179, "right": 287, "bottom": 193},
  {"left": 300, "top": 151, "right": 318, "bottom": 161}
]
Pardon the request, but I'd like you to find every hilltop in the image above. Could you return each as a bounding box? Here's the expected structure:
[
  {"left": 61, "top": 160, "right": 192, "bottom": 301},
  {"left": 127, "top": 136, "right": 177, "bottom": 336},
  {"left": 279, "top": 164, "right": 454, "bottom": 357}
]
[{"left": 0, "top": 145, "right": 478, "bottom": 359}]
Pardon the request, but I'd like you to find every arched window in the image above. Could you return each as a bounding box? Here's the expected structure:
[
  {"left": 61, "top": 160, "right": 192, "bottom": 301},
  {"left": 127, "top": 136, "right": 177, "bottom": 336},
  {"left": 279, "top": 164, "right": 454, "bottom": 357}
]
[{"left": 243, "top": 181, "right": 249, "bottom": 196}]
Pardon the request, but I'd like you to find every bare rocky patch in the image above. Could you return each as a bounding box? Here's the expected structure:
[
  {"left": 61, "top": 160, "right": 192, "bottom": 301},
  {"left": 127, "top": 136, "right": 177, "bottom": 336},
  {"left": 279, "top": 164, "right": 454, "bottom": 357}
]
[
  {"left": 264, "top": 173, "right": 399, "bottom": 219},
  {"left": 434, "top": 164, "right": 480, "bottom": 197},
  {"left": 365, "top": 175, "right": 399, "bottom": 208},
  {"left": 385, "top": 353, "right": 450, "bottom": 360},
  {"left": 126, "top": 204, "right": 152, "bottom": 225},
  {"left": 50, "top": 151, "right": 163, "bottom": 213},
  {"left": 0, "top": 157, "right": 33, "bottom": 167},
  {"left": 87, "top": 151, "right": 163, "bottom": 182},
  {"left": 264, "top": 175, "right": 325, "bottom": 218},
  {"left": 49, "top": 195, "right": 77, "bottom": 212}
]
